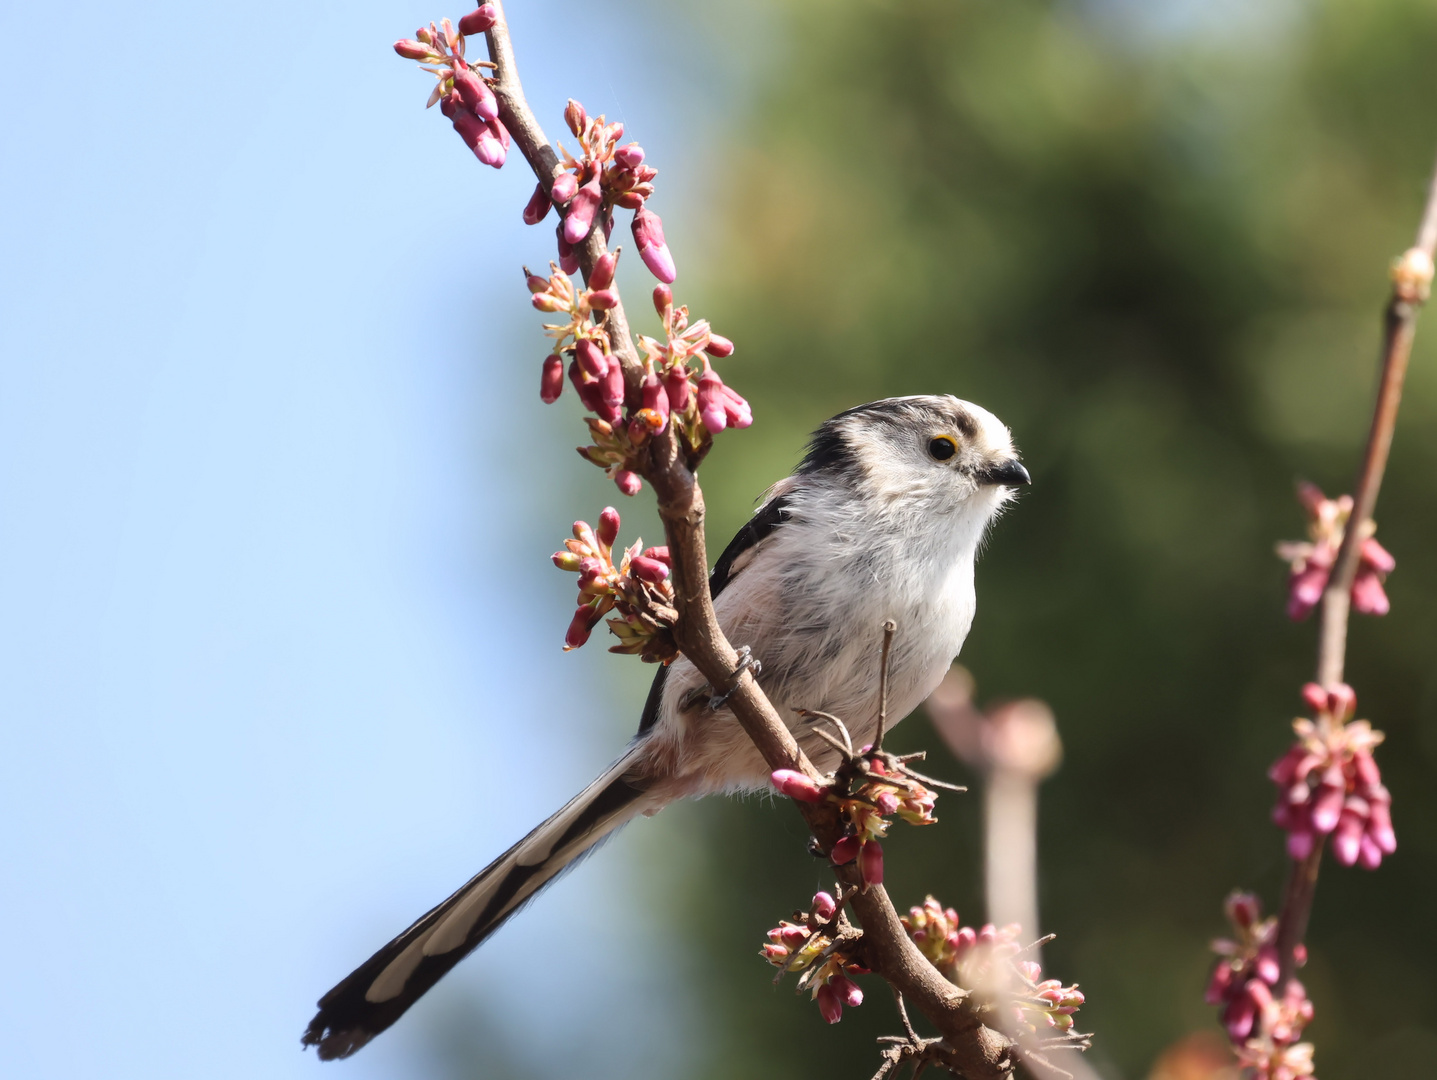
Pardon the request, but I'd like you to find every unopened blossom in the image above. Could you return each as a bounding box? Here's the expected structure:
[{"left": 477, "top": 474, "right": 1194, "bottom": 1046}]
[
  {"left": 631, "top": 206, "right": 676, "bottom": 282},
  {"left": 1209, "top": 893, "right": 1316, "bottom": 1079},
  {"left": 394, "top": 16, "right": 509, "bottom": 169},
  {"left": 552, "top": 507, "right": 676, "bottom": 662},
  {"left": 1277, "top": 482, "right": 1395, "bottom": 620},
  {"left": 901, "top": 897, "right": 1085, "bottom": 1037},
  {"left": 761, "top": 892, "right": 865, "bottom": 1024},
  {"left": 1270, "top": 683, "right": 1395, "bottom": 868},
  {"left": 456, "top": 4, "right": 495, "bottom": 36}
]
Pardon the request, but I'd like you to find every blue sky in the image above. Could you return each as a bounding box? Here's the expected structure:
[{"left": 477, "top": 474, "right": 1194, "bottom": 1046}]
[{"left": 0, "top": 1, "right": 756, "bottom": 1075}]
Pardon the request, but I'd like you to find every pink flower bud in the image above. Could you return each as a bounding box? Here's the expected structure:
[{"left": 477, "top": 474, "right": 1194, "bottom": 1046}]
[
  {"left": 1226, "top": 891, "right": 1260, "bottom": 929},
  {"left": 602, "top": 358, "right": 625, "bottom": 408},
  {"left": 393, "top": 39, "right": 432, "bottom": 59},
  {"left": 778, "top": 924, "right": 808, "bottom": 949},
  {"left": 1351, "top": 569, "right": 1390, "bottom": 615},
  {"left": 762, "top": 943, "right": 788, "bottom": 962},
  {"left": 1358, "top": 833, "right": 1383, "bottom": 869},
  {"left": 698, "top": 370, "right": 727, "bottom": 433},
  {"left": 550, "top": 172, "right": 579, "bottom": 205},
  {"left": 770, "top": 769, "right": 825, "bottom": 803},
  {"left": 874, "top": 791, "right": 899, "bottom": 815},
  {"left": 458, "top": 4, "right": 497, "bottom": 35},
  {"left": 652, "top": 283, "right": 672, "bottom": 314},
  {"left": 1205, "top": 962, "right": 1233, "bottom": 1005},
  {"left": 565, "top": 605, "right": 597, "bottom": 649},
  {"left": 859, "top": 839, "right": 884, "bottom": 885},
  {"left": 1327, "top": 683, "right": 1357, "bottom": 720},
  {"left": 564, "top": 99, "right": 587, "bottom": 137},
  {"left": 590, "top": 250, "right": 618, "bottom": 290},
  {"left": 1255, "top": 946, "right": 1280, "bottom": 986},
  {"left": 1301, "top": 683, "right": 1327, "bottom": 714},
  {"left": 1361, "top": 536, "right": 1396, "bottom": 574},
  {"left": 953, "top": 926, "right": 977, "bottom": 956},
  {"left": 557, "top": 229, "right": 580, "bottom": 275},
  {"left": 1367, "top": 797, "right": 1396, "bottom": 854},
  {"left": 1223, "top": 993, "right": 1257, "bottom": 1042},
  {"left": 829, "top": 835, "right": 861, "bottom": 865},
  {"left": 641, "top": 372, "right": 670, "bottom": 431},
  {"left": 704, "top": 333, "right": 735, "bottom": 358},
  {"left": 540, "top": 354, "right": 564, "bottom": 403},
  {"left": 631, "top": 556, "right": 669, "bottom": 583},
  {"left": 597, "top": 506, "right": 621, "bottom": 548},
  {"left": 631, "top": 207, "right": 676, "bottom": 283},
  {"left": 831, "top": 973, "right": 864, "bottom": 1008},
  {"left": 575, "top": 338, "right": 608, "bottom": 379},
  {"left": 522, "top": 182, "right": 552, "bottom": 225},
  {"left": 1310, "top": 778, "right": 1345, "bottom": 835},
  {"left": 816, "top": 983, "right": 843, "bottom": 1024},
  {"left": 642, "top": 545, "right": 670, "bottom": 565},
  {"left": 721, "top": 385, "right": 753, "bottom": 429},
  {"left": 977, "top": 923, "right": 997, "bottom": 945},
  {"left": 614, "top": 191, "right": 645, "bottom": 211},
  {"left": 664, "top": 366, "right": 691, "bottom": 411},
  {"left": 563, "top": 177, "right": 602, "bottom": 245},
  {"left": 1353, "top": 750, "right": 1381, "bottom": 789},
  {"left": 1287, "top": 565, "right": 1328, "bottom": 620},
  {"left": 454, "top": 112, "right": 505, "bottom": 167},
  {"left": 812, "top": 891, "right": 837, "bottom": 920},
  {"left": 613, "top": 143, "right": 645, "bottom": 169},
  {"left": 452, "top": 67, "right": 498, "bottom": 122},
  {"left": 588, "top": 288, "right": 619, "bottom": 311},
  {"left": 531, "top": 292, "right": 565, "bottom": 313},
  {"left": 1018, "top": 961, "right": 1043, "bottom": 984},
  {"left": 551, "top": 551, "right": 581, "bottom": 571},
  {"left": 613, "top": 469, "right": 642, "bottom": 496}
]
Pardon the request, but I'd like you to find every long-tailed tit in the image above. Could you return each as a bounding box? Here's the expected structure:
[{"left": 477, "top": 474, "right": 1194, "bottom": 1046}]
[{"left": 304, "top": 395, "right": 1029, "bottom": 1058}]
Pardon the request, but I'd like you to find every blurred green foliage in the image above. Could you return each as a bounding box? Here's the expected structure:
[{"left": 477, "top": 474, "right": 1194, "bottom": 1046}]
[{"left": 666, "top": 0, "right": 1437, "bottom": 1077}]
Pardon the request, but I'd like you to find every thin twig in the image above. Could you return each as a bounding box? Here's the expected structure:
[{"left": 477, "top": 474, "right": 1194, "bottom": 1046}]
[
  {"left": 1275, "top": 146, "right": 1437, "bottom": 988},
  {"left": 874, "top": 619, "right": 897, "bottom": 752}
]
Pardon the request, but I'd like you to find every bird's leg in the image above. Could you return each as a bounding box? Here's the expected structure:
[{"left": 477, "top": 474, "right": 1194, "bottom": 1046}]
[{"left": 709, "top": 645, "right": 762, "bottom": 710}]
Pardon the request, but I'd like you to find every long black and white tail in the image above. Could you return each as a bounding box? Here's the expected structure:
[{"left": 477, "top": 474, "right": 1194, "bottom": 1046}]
[{"left": 302, "top": 751, "right": 654, "bottom": 1059}]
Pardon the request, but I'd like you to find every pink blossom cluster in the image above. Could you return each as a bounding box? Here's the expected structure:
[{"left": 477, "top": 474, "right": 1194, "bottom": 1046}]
[
  {"left": 641, "top": 284, "right": 750, "bottom": 436},
  {"left": 902, "top": 897, "right": 1085, "bottom": 1036},
  {"left": 1277, "top": 482, "right": 1395, "bottom": 620},
  {"left": 771, "top": 749, "right": 937, "bottom": 889},
  {"left": 394, "top": 8, "right": 510, "bottom": 168},
  {"left": 521, "top": 100, "right": 675, "bottom": 283},
  {"left": 761, "top": 891, "right": 867, "bottom": 1024},
  {"left": 1270, "top": 683, "right": 1395, "bottom": 868},
  {"left": 552, "top": 506, "right": 677, "bottom": 662},
  {"left": 529, "top": 262, "right": 748, "bottom": 492},
  {"left": 1207, "top": 893, "right": 1315, "bottom": 1080}
]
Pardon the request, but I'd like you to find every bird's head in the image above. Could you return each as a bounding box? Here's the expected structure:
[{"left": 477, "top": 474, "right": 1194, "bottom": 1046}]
[{"left": 797, "top": 395, "right": 1029, "bottom": 530}]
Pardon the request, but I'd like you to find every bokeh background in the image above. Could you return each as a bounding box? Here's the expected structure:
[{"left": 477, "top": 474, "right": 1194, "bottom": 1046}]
[{"left": 3, "top": 0, "right": 1436, "bottom": 1078}]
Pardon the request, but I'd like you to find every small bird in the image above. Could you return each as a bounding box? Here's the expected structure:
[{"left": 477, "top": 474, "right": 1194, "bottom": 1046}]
[{"left": 303, "top": 395, "right": 1030, "bottom": 1058}]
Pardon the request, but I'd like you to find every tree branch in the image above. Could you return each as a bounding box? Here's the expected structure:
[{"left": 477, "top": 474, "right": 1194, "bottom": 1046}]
[
  {"left": 1275, "top": 146, "right": 1437, "bottom": 987},
  {"left": 477, "top": 3, "right": 1016, "bottom": 1073}
]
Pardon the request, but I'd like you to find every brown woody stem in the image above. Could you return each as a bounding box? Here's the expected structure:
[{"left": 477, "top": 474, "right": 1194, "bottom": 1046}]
[
  {"left": 1274, "top": 147, "right": 1437, "bottom": 988},
  {"left": 479, "top": 2, "right": 1014, "bottom": 1073}
]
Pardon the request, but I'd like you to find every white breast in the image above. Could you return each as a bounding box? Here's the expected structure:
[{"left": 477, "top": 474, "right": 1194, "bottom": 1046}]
[{"left": 640, "top": 482, "right": 991, "bottom": 798}]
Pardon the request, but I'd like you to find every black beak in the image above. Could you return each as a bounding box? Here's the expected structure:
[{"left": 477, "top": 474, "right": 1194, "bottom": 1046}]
[{"left": 978, "top": 458, "right": 1031, "bottom": 487}]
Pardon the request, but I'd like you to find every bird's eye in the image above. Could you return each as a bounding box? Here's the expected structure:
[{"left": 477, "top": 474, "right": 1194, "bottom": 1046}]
[{"left": 927, "top": 435, "right": 958, "bottom": 461}]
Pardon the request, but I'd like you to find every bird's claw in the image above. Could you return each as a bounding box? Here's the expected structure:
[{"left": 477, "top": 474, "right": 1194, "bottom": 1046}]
[{"left": 709, "top": 646, "right": 762, "bottom": 710}]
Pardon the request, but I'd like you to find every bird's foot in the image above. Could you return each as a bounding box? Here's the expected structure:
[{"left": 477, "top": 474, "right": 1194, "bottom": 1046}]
[{"left": 709, "top": 645, "right": 762, "bottom": 710}]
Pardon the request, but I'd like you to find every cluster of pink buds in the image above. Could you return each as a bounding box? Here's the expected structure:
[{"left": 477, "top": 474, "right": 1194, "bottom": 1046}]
[
  {"left": 526, "top": 265, "right": 747, "bottom": 492},
  {"left": 761, "top": 891, "right": 867, "bottom": 1024},
  {"left": 394, "top": 8, "right": 510, "bottom": 168},
  {"left": 1276, "top": 482, "right": 1395, "bottom": 619},
  {"left": 522, "top": 100, "right": 674, "bottom": 282},
  {"left": 902, "top": 897, "right": 1085, "bottom": 1036},
  {"left": 552, "top": 507, "right": 677, "bottom": 662},
  {"left": 640, "top": 285, "right": 749, "bottom": 437},
  {"left": 771, "top": 746, "right": 937, "bottom": 889},
  {"left": 1208, "top": 893, "right": 1315, "bottom": 1080},
  {"left": 1270, "top": 683, "right": 1395, "bottom": 868}
]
